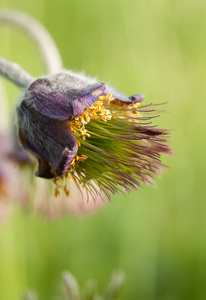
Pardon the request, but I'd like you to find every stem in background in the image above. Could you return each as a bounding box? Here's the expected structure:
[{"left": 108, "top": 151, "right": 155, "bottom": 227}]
[
  {"left": 0, "top": 9, "right": 63, "bottom": 74},
  {"left": 0, "top": 57, "right": 35, "bottom": 89}
]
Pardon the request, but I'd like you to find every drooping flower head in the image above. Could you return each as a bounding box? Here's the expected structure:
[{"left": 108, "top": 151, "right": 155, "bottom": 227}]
[{"left": 17, "top": 70, "right": 172, "bottom": 201}]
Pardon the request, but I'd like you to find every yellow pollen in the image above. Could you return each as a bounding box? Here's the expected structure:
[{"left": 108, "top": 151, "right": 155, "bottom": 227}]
[
  {"left": 98, "top": 96, "right": 105, "bottom": 101},
  {"left": 94, "top": 100, "right": 103, "bottom": 106},
  {"left": 73, "top": 175, "right": 78, "bottom": 183},
  {"left": 54, "top": 186, "right": 61, "bottom": 197},
  {"left": 63, "top": 185, "right": 70, "bottom": 197},
  {"left": 68, "top": 93, "right": 115, "bottom": 140},
  {"left": 106, "top": 93, "right": 115, "bottom": 101},
  {"left": 70, "top": 158, "right": 76, "bottom": 168}
]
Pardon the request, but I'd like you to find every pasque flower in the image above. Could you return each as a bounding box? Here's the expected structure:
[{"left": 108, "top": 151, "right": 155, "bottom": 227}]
[
  {"left": 0, "top": 10, "right": 172, "bottom": 203},
  {"left": 0, "top": 10, "right": 172, "bottom": 205},
  {"left": 16, "top": 70, "right": 172, "bottom": 200},
  {"left": 17, "top": 75, "right": 106, "bottom": 178},
  {"left": 0, "top": 72, "right": 105, "bottom": 219}
]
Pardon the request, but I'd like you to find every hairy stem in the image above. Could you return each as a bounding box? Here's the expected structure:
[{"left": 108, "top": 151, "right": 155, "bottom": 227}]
[
  {"left": 0, "top": 9, "right": 63, "bottom": 74},
  {"left": 0, "top": 57, "right": 35, "bottom": 89}
]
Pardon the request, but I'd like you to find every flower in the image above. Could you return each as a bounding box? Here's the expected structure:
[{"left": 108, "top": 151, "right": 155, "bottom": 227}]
[
  {"left": 17, "top": 70, "right": 172, "bottom": 201},
  {"left": 0, "top": 75, "right": 106, "bottom": 219},
  {"left": 17, "top": 75, "right": 106, "bottom": 178}
]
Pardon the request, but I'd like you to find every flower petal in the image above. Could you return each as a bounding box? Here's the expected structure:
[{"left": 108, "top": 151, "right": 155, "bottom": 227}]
[
  {"left": 17, "top": 103, "right": 78, "bottom": 177},
  {"left": 105, "top": 85, "right": 144, "bottom": 104},
  {"left": 36, "top": 158, "right": 54, "bottom": 179},
  {"left": 129, "top": 94, "right": 144, "bottom": 102},
  {"left": 25, "top": 78, "right": 106, "bottom": 120}
]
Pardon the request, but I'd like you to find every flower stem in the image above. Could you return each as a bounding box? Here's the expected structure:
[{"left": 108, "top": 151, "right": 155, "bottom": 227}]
[
  {"left": 0, "top": 57, "right": 34, "bottom": 89},
  {"left": 0, "top": 9, "right": 63, "bottom": 74}
]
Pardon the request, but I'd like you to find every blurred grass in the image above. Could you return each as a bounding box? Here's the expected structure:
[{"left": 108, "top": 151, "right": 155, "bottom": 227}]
[{"left": 0, "top": 0, "right": 206, "bottom": 299}]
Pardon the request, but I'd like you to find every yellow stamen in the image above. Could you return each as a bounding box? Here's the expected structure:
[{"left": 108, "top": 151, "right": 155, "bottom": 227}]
[
  {"left": 106, "top": 93, "right": 115, "bottom": 101},
  {"left": 73, "top": 175, "right": 78, "bottom": 183},
  {"left": 64, "top": 185, "right": 70, "bottom": 197},
  {"left": 54, "top": 187, "right": 60, "bottom": 197},
  {"left": 70, "top": 158, "right": 76, "bottom": 168},
  {"left": 95, "top": 100, "right": 103, "bottom": 106}
]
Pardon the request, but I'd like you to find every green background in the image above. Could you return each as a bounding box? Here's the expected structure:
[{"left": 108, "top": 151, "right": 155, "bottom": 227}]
[{"left": 0, "top": 0, "right": 205, "bottom": 299}]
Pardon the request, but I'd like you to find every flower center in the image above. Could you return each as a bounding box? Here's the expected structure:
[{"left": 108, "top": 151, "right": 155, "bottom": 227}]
[
  {"left": 53, "top": 93, "right": 142, "bottom": 198},
  {"left": 69, "top": 93, "right": 115, "bottom": 140}
]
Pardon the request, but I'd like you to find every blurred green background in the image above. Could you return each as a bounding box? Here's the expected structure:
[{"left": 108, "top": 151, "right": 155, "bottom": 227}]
[{"left": 0, "top": 0, "right": 206, "bottom": 299}]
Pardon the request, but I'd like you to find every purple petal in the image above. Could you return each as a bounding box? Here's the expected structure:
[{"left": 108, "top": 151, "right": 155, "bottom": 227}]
[
  {"left": 129, "top": 94, "right": 144, "bottom": 103},
  {"left": 36, "top": 158, "right": 54, "bottom": 179},
  {"left": 105, "top": 86, "right": 144, "bottom": 104},
  {"left": 18, "top": 103, "right": 78, "bottom": 178},
  {"left": 26, "top": 79, "right": 106, "bottom": 120}
]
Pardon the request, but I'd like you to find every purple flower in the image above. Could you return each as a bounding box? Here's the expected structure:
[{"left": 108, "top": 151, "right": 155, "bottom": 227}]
[
  {"left": 17, "top": 70, "right": 172, "bottom": 200},
  {"left": 17, "top": 75, "right": 106, "bottom": 178}
]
